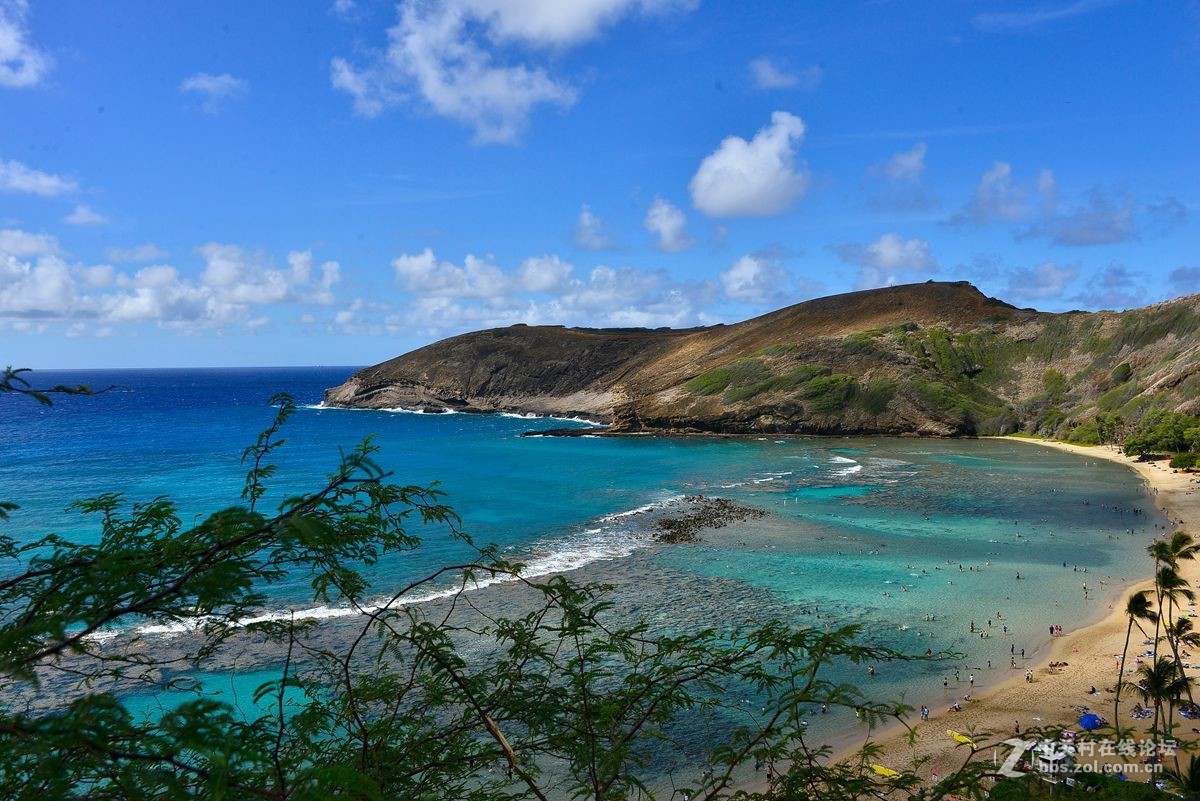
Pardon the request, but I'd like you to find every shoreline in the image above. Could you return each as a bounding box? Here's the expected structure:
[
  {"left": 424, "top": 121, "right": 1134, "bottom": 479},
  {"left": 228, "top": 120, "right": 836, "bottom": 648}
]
[{"left": 830, "top": 437, "right": 1200, "bottom": 782}]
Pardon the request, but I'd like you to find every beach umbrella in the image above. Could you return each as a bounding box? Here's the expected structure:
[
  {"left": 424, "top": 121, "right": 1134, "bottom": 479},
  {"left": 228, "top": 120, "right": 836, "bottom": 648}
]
[
  {"left": 947, "top": 730, "right": 976, "bottom": 747},
  {"left": 1078, "top": 713, "right": 1103, "bottom": 730},
  {"left": 870, "top": 764, "right": 900, "bottom": 778}
]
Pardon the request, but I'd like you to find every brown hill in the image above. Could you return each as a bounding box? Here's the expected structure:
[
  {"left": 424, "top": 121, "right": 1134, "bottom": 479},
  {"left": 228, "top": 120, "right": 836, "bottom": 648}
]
[{"left": 323, "top": 281, "right": 1200, "bottom": 438}]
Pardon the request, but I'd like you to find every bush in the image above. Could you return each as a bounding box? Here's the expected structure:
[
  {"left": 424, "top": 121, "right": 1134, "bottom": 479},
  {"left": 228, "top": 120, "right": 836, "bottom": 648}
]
[
  {"left": 800, "top": 373, "right": 860, "bottom": 415},
  {"left": 720, "top": 364, "right": 832, "bottom": 404},
  {"left": 1067, "top": 420, "right": 1101, "bottom": 445},
  {"left": 1123, "top": 410, "right": 1200, "bottom": 455},
  {"left": 1171, "top": 452, "right": 1199, "bottom": 469},
  {"left": 857, "top": 378, "right": 897, "bottom": 414}
]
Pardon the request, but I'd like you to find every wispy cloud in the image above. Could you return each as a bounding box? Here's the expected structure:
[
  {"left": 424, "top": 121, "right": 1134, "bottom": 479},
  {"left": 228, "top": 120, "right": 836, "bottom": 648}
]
[
  {"left": 572, "top": 204, "right": 621, "bottom": 251},
  {"left": 749, "top": 58, "right": 823, "bottom": 91},
  {"left": 0, "top": 158, "right": 77, "bottom": 196},
  {"left": 180, "top": 72, "right": 249, "bottom": 113},
  {"left": 0, "top": 0, "right": 53, "bottom": 88},
  {"left": 973, "top": 0, "right": 1119, "bottom": 32},
  {"left": 106, "top": 243, "right": 169, "bottom": 263},
  {"left": 64, "top": 204, "right": 106, "bottom": 225}
]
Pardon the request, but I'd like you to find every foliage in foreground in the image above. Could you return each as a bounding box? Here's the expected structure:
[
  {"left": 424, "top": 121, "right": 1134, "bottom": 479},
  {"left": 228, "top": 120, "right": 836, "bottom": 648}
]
[{"left": 2, "top": 376, "right": 1016, "bottom": 799}]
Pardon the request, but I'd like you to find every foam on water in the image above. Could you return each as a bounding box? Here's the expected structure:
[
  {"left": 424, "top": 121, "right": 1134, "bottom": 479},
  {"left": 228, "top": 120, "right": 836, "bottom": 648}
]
[{"left": 91, "top": 496, "right": 681, "bottom": 642}]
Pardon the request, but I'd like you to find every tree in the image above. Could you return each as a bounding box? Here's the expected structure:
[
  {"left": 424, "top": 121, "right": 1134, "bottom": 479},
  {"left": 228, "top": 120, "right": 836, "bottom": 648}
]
[
  {"left": 1135, "top": 657, "right": 1190, "bottom": 740},
  {"left": 1114, "top": 590, "right": 1154, "bottom": 730},
  {"left": 2, "top": 380, "right": 994, "bottom": 800}
]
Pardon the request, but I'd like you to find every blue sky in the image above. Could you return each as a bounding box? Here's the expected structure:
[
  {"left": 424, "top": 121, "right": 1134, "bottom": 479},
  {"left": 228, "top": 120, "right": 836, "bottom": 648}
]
[{"left": 1, "top": 0, "right": 1197, "bottom": 368}]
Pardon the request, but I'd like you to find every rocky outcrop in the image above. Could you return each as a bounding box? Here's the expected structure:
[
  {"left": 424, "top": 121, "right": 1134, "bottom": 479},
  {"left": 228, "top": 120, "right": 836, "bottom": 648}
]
[{"left": 324, "top": 281, "right": 1200, "bottom": 438}]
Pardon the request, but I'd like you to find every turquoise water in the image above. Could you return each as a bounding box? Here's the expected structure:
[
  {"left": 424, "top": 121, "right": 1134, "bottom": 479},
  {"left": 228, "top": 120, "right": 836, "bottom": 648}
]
[{"left": 0, "top": 368, "right": 1168, "bottom": 763}]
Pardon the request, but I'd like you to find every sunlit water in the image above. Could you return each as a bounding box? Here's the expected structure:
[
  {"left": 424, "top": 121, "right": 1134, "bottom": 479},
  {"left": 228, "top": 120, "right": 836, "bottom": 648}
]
[{"left": 0, "top": 368, "right": 1168, "bottom": 787}]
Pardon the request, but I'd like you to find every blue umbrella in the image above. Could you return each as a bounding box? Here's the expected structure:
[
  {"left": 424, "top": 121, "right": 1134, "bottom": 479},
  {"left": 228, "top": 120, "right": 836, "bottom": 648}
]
[{"left": 1078, "top": 713, "right": 1103, "bottom": 730}]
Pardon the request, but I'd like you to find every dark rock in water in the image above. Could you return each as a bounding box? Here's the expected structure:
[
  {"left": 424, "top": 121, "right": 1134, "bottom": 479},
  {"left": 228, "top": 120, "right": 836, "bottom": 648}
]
[
  {"left": 653, "top": 496, "right": 769, "bottom": 544},
  {"left": 519, "top": 427, "right": 611, "bottom": 437},
  {"left": 323, "top": 281, "right": 1200, "bottom": 438}
]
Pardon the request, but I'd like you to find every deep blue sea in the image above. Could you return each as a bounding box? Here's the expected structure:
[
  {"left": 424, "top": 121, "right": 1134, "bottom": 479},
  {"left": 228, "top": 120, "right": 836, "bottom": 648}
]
[{"left": 0, "top": 366, "right": 1169, "bottom": 763}]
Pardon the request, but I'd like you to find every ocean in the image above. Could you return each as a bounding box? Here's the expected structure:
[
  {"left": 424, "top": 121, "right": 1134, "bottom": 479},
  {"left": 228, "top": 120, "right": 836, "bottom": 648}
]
[{"left": 0, "top": 366, "right": 1168, "bottom": 771}]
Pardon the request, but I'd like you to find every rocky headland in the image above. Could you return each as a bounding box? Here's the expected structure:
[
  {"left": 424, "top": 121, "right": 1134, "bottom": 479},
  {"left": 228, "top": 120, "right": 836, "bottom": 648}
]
[{"left": 324, "top": 281, "right": 1200, "bottom": 439}]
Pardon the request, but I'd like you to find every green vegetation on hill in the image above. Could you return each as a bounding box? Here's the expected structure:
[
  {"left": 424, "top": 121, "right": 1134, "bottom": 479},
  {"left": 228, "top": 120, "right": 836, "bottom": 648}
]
[{"left": 674, "top": 289, "right": 1198, "bottom": 438}]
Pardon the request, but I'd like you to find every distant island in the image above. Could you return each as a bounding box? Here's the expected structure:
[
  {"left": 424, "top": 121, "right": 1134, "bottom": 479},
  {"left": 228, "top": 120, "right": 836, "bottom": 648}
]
[{"left": 324, "top": 281, "right": 1200, "bottom": 440}]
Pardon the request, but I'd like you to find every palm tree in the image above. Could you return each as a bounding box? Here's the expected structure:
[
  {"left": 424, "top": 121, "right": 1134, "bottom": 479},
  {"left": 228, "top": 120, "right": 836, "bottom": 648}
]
[
  {"left": 1155, "top": 565, "right": 1197, "bottom": 709},
  {"left": 1148, "top": 533, "right": 1199, "bottom": 706},
  {"left": 1159, "top": 531, "right": 1200, "bottom": 566},
  {"left": 1165, "top": 753, "right": 1200, "bottom": 800},
  {"left": 1115, "top": 590, "right": 1155, "bottom": 728},
  {"left": 1136, "top": 656, "right": 1190, "bottom": 739},
  {"left": 1170, "top": 616, "right": 1200, "bottom": 652}
]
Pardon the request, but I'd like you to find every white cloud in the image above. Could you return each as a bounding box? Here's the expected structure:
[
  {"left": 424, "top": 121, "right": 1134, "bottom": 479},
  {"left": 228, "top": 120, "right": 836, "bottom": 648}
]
[
  {"left": 720, "top": 254, "right": 793, "bottom": 305},
  {"left": 1005, "top": 262, "right": 1079, "bottom": 302},
  {"left": 0, "top": 232, "right": 343, "bottom": 329},
  {"left": 64, "top": 204, "right": 106, "bottom": 225},
  {"left": 0, "top": 254, "right": 75, "bottom": 317},
  {"left": 393, "top": 248, "right": 510, "bottom": 298},
  {"left": 0, "top": 227, "right": 59, "bottom": 257},
  {"left": 0, "top": 158, "right": 77, "bottom": 196},
  {"left": 689, "top": 111, "right": 810, "bottom": 218},
  {"left": 950, "top": 161, "right": 1054, "bottom": 225},
  {"left": 180, "top": 72, "right": 249, "bottom": 114},
  {"left": 572, "top": 204, "right": 619, "bottom": 251},
  {"left": 1037, "top": 168, "right": 1058, "bottom": 216},
  {"left": 459, "top": 0, "right": 692, "bottom": 47},
  {"left": 749, "top": 58, "right": 822, "bottom": 91},
  {"left": 1024, "top": 188, "right": 1135, "bottom": 246},
  {"left": 377, "top": 245, "right": 721, "bottom": 336},
  {"left": 0, "top": 0, "right": 52, "bottom": 88},
  {"left": 286, "top": 250, "right": 341, "bottom": 305},
  {"left": 330, "top": 0, "right": 694, "bottom": 142},
  {"left": 1168, "top": 266, "right": 1199, "bottom": 298},
  {"left": 106, "top": 243, "right": 169, "bottom": 263},
  {"left": 837, "top": 233, "right": 935, "bottom": 289},
  {"left": 966, "top": 161, "right": 1027, "bottom": 222},
  {"left": 868, "top": 142, "right": 935, "bottom": 213},
  {"left": 81, "top": 264, "right": 115, "bottom": 288},
  {"left": 873, "top": 142, "right": 926, "bottom": 183},
  {"left": 330, "top": 57, "right": 391, "bottom": 118},
  {"left": 516, "top": 254, "right": 573, "bottom": 292},
  {"left": 1070, "top": 264, "right": 1145, "bottom": 309},
  {"left": 643, "top": 196, "right": 693, "bottom": 252}
]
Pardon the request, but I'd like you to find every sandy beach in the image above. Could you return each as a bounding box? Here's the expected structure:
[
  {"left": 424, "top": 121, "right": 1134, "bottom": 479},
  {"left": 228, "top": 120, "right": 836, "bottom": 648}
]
[{"left": 831, "top": 437, "right": 1200, "bottom": 783}]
